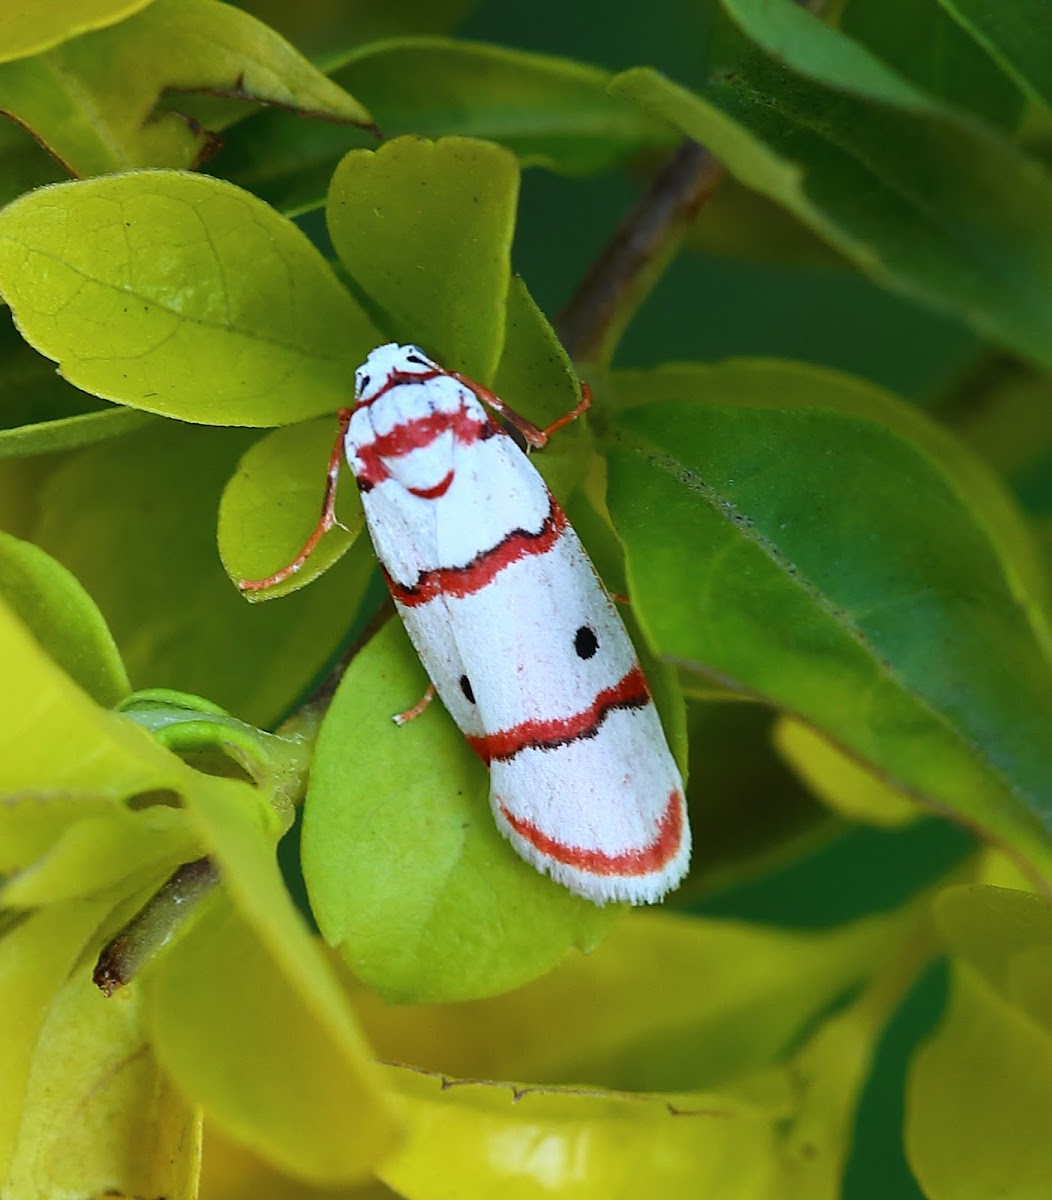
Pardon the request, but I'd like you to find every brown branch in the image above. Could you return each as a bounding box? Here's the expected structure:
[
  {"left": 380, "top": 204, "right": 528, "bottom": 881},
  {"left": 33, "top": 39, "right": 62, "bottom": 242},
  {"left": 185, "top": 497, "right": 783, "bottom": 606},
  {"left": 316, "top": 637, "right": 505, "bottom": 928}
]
[
  {"left": 94, "top": 856, "right": 219, "bottom": 995},
  {"left": 555, "top": 139, "right": 724, "bottom": 366}
]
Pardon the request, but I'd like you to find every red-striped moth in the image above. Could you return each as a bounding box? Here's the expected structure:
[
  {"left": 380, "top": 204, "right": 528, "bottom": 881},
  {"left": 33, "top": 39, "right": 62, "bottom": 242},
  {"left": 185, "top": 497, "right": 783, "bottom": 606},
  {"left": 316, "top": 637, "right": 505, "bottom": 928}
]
[{"left": 241, "top": 344, "right": 690, "bottom": 905}]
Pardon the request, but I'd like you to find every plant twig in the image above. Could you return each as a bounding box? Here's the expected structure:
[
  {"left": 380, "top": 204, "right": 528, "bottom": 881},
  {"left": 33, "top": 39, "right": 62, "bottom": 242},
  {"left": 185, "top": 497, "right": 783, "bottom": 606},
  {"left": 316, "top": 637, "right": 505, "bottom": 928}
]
[
  {"left": 93, "top": 856, "right": 219, "bottom": 995},
  {"left": 555, "top": 139, "right": 723, "bottom": 366}
]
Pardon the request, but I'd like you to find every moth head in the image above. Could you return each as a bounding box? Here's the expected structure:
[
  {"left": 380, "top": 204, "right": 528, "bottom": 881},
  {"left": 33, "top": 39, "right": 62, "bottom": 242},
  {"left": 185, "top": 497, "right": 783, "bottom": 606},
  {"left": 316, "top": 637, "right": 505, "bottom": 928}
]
[{"left": 354, "top": 343, "right": 439, "bottom": 402}]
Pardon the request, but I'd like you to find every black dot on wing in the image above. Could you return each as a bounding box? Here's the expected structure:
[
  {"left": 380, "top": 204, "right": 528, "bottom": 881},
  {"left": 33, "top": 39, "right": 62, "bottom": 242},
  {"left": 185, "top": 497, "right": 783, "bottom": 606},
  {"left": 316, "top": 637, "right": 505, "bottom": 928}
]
[
  {"left": 406, "top": 353, "right": 428, "bottom": 366},
  {"left": 574, "top": 625, "right": 598, "bottom": 659},
  {"left": 459, "top": 675, "right": 476, "bottom": 703},
  {"left": 359, "top": 373, "right": 371, "bottom": 393}
]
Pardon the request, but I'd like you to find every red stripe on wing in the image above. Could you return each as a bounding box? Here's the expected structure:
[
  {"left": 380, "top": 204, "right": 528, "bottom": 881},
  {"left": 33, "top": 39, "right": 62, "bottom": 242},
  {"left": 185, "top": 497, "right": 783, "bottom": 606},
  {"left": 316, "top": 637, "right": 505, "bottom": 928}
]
[
  {"left": 408, "top": 470, "right": 454, "bottom": 499},
  {"left": 353, "top": 408, "right": 489, "bottom": 487},
  {"left": 467, "top": 664, "right": 651, "bottom": 765},
  {"left": 385, "top": 499, "right": 569, "bottom": 608},
  {"left": 499, "top": 789, "right": 684, "bottom": 877}
]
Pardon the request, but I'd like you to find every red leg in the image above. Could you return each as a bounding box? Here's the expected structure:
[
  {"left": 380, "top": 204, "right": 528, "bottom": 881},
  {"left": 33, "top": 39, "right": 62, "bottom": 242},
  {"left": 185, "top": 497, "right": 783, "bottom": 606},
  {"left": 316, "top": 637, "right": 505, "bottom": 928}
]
[
  {"left": 238, "top": 408, "right": 354, "bottom": 593},
  {"left": 392, "top": 684, "right": 435, "bottom": 726},
  {"left": 540, "top": 383, "right": 592, "bottom": 441},
  {"left": 451, "top": 376, "right": 592, "bottom": 449}
]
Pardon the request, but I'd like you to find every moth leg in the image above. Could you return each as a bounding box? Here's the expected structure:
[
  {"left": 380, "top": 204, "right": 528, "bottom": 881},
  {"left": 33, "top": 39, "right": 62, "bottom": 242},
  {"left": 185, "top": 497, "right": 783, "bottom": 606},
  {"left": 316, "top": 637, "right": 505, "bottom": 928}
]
[
  {"left": 539, "top": 383, "right": 592, "bottom": 442},
  {"left": 238, "top": 407, "right": 354, "bottom": 593},
  {"left": 392, "top": 684, "right": 436, "bottom": 726},
  {"left": 451, "top": 375, "right": 592, "bottom": 449}
]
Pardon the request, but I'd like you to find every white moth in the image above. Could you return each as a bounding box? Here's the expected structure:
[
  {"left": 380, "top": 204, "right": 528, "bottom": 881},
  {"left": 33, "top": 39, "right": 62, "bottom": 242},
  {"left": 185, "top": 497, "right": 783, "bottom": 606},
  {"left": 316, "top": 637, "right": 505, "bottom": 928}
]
[{"left": 242, "top": 344, "right": 690, "bottom": 905}]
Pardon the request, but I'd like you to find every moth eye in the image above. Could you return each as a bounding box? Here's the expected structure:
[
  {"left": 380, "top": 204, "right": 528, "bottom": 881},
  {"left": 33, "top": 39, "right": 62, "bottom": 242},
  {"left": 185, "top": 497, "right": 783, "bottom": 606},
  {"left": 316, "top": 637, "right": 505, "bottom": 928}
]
[
  {"left": 574, "top": 625, "right": 598, "bottom": 659},
  {"left": 358, "top": 373, "right": 371, "bottom": 394},
  {"left": 459, "top": 675, "right": 476, "bottom": 703},
  {"left": 406, "top": 354, "right": 428, "bottom": 367}
]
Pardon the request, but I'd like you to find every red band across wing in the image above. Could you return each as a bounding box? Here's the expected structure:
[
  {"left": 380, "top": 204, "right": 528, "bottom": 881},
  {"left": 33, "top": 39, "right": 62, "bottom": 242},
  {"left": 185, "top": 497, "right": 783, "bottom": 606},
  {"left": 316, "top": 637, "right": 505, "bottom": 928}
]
[
  {"left": 385, "top": 499, "right": 569, "bottom": 608},
  {"left": 353, "top": 408, "right": 489, "bottom": 487},
  {"left": 408, "top": 470, "right": 454, "bottom": 499},
  {"left": 499, "top": 789, "right": 684, "bottom": 877},
  {"left": 466, "top": 664, "right": 651, "bottom": 765}
]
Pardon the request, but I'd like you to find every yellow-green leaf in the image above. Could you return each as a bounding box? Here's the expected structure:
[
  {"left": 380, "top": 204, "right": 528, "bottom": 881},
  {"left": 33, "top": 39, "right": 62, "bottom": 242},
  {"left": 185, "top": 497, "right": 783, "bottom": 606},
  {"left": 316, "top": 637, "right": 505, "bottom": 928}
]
[
  {"left": 0, "top": 529, "right": 130, "bottom": 705},
  {"left": 218, "top": 417, "right": 366, "bottom": 601},
  {"left": 3, "top": 941, "right": 201, "bottom": 1200},
  {"left": 34, "top": 423, "right": 374, "bottom": 727},
  {"left": 0, "top": 171, "right": 378, "bottom": 427},
  {"left": 303, "top": 617, "right": 616, "bottom": 1004},
  {"left": 0, "top": 0, "right": 373, "bottom": 175},
  {"left": 603, "top": 361, "right": 1052, "bottom": 882},
  {"left": 773, "top": 716, "right": 920, "bottom": 828},
  {"left": 327, "top": 136, "right": 519, "bottom": 383},
  {"left": 0, "top": 0, "right": 153, "bottom": 64},
  {"left": 148, "top": 893, "right": 400, "bottom": 1186},
  {"left": 353, "top": 906, "right": 914, "bottom": 1092},
  {"left": 908, "top": 885, "right": 1052, "bottom": 1199}
]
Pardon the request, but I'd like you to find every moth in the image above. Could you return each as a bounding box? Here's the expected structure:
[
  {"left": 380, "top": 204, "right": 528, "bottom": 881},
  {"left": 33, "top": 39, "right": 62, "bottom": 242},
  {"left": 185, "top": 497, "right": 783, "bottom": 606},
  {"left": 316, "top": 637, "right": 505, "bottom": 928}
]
[{"left": 241, "top": 344, "right": 690, "bottom": 904}]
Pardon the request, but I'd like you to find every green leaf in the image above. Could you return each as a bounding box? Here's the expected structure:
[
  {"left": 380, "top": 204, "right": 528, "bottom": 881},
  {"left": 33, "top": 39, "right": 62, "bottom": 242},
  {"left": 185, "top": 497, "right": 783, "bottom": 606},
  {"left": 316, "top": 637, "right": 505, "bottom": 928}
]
[
  {"left": 493, "top": 274, "right": 582, "bottom": 431},
  {"left": 0, "top": 566, "right": 386, "bottom": 1185},
  {"left": 0, "top": 171, "right": 379, "bottom": 427},
  {"left": 0, "top": 309, "right": 109, "bottom": 424},
  {"left": 0, "top": 899, "right": 111, "bottom": 1183},
  {"left": 373, "top": 901, "right": 925, "bottom": 1199},
  {"left": 1, "top": 804, "right": 194, "bottom": 907},
  {"left": 0, "top": 896, "right": 201, "bottom": 1199},
  {"left": 0, "top": 0, "right": 152, "bottom": 64},
  {"left": 221, "top": 37, "right": 675, "bottom": 217},
  {"left": 0, "top": 590, "right": 204, "bottom": 901},
  {"left": 936, "top": 0, "right": 1052, "bottom": 110},
  {"left": 147, "top": 893, "right": 399, "bottom": 1186},
  {"left": 327, "top": 135, "right": 519, "bottom": 382},
  {"left": 682, "top": 702, "right": 832, "bottom": 895},
  {"left": 610, "top": 0, "right": 1052, "bottom": 375},
  {"left": 601, "top": 361, "right": 1052, "bottom": 880},
  {"left": 157, "top": 768, "right": 401, "bottom": 1180},
  {"left": 0, "top": 794, "right": 118, "bottom": 874},
  {"left": 379, "top": 1064, "right": 791, "bottom": 1200},
  {"left": 0, "top": 529, "right": 130, "bottom": 705},
  {"left": 839, "top": 0, "right": 1024, "bottom": 130},
  {"left": 492, "top": 274, "right": 589, "bottom": 500},
  {"left": 0, "top": 307, "right": 159, "bottom": 458},
  {"left": 33, "top": 420, "right": 375, "bottom": 728},
  {"left": 935, "top": 358, "right": 1052, "bottom": 515},
  {"left": 233, "top": 0, "right": 480, "bottom": 63},
  {"left": 334, "top": 37, "right": 674, "bottom": 175},
  {"left": 218, "top": 417, "right": 366, "bottom": 601},
  {"left": 0, "top": 578, "right": 394, "bottom": 1187},
  {"left": 686, "top": 176, "right": 847, "bottom": 268},
  {"left": 118, "top": 688, "right": 315, "bottom": 814},
  {"left": 354, "top": 905, "right": 912, "bottom": 1091},
  {"left": 0, "top": 0, "right": 374, "bottom": 176},
  {"left": 907, "top": 885, "right": 1052, "bottom": 1199},
  {"left": 0, "top": 594, "right": 187, "bottom": 799},
  {"left": 934, "top": 883, "right": 1052, "bottom": 1032},
  {"left": 0, "top": 405, "right": 157, "bottom": 459},
  {"left": 0, "top": 566, "right": 397, "bottom": 1179},
  {"left": 773, "top": 715, "right": 920, "bottom": 828},
  {"left": 302, "top": 617, "right": 616, "bottom": 1004}
]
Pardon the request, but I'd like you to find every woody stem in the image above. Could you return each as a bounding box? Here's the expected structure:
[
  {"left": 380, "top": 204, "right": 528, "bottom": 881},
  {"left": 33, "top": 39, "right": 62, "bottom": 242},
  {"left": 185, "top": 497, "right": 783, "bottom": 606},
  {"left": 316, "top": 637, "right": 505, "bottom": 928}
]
[{"left": 555, "top": 139, "right": 723, "bottom": 367}]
